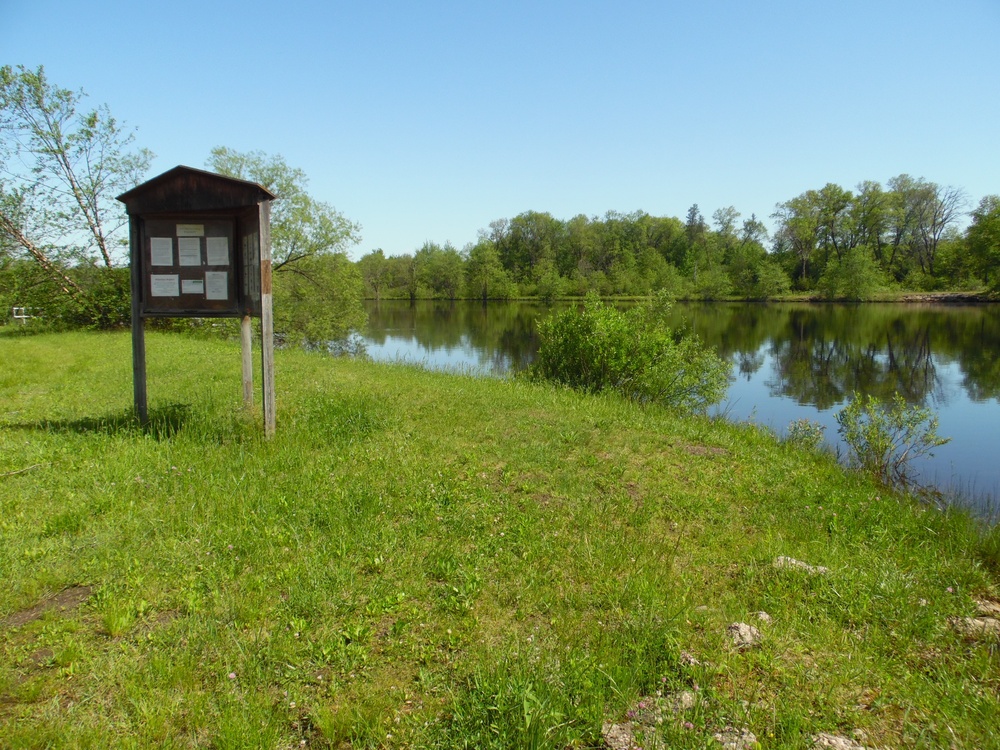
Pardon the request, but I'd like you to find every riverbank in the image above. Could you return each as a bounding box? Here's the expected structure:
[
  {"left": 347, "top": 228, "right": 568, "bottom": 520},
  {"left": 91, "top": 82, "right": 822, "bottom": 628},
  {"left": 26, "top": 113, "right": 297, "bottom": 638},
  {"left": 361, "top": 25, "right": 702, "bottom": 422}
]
[
  {"left": 366, "top": 290, "right": 999, "bottom": 304},
  {"left": 2, "top": 332, "right": 999, "bottom": 748},
  {"left": 786, "top": 291, "right": 997, "bottom": 304}
]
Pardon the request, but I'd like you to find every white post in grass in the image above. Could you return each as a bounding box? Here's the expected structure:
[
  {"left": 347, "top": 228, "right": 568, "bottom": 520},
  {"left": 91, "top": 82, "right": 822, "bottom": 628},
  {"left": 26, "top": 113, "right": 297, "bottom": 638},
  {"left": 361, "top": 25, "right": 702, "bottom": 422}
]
[
  {"left": 259, "top": 201, "right": 276, "bottom": 438},
  {"left": 241, "top": 315, "right": 254, "bottom": 406}
]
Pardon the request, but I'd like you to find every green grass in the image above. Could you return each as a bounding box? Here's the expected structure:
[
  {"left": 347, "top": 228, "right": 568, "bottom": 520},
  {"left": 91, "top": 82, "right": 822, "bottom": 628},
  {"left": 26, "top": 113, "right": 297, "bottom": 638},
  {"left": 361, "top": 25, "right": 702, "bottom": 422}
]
[{"left": 1, "top": 331, "right": 998, "bottom": 748}]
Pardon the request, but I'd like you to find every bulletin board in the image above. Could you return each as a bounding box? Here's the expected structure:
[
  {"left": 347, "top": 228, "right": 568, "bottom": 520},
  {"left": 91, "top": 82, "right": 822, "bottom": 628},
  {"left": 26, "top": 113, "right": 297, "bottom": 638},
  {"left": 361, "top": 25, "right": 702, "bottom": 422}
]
[{"left": 139, "top": 217, "right": 239, "bottom": 316}]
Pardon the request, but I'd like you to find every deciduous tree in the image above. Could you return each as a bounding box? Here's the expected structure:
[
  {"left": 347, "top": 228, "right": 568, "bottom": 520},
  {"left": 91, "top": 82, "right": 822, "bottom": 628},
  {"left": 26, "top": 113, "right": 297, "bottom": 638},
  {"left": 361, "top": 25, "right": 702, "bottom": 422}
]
[
  {"left": 207, "top": 147, "right": 364, "bottom": 346},
  {"left": 967, "top": 195, "right": 1000, "bottom": 288},
  {"left": 273, "top": 251, "right": 365, "bottom": 351},
  {"left": 464, "top": 240, "right": 511, "bottom": 301},
  {"left": 0, "top": 65, "right": 152, "bottom": 320},
  {"left": 206, "top": 147, "right": 360, "bottom": 271},
  {"left": 414, "top": 241, "right": 463, "bottom": 299},
  {"left": 772, "top": 192, "right": 821, "bottom": 287},
  {"left": 358, "top": 248, "right": 390, "bottom": 300},
  {"left": 886, "top": 174, "right": 966, "bottom": 279}
]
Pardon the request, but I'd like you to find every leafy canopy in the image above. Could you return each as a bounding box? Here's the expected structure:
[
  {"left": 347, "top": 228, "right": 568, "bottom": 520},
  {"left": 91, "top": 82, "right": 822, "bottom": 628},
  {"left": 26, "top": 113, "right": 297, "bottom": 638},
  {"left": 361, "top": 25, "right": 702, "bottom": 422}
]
[
  {"left": 206, "top": 146, "right": 360, "bottom": 271},
  {"left": 0, "top": 65, "right": 152, "bottom": 325},
  {"left": 207, "top": 147, "right": 365, "bottom": 348}
]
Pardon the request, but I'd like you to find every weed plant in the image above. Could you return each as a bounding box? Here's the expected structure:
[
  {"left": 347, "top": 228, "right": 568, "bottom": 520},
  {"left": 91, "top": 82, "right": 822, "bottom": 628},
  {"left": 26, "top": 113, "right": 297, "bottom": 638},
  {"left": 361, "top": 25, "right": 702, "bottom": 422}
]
[
  {"left": 836, "top": 392, "right": 951, "bottom": 492},
  {"left": 1, "top": 332, "right": 998, "bottom": 748}
]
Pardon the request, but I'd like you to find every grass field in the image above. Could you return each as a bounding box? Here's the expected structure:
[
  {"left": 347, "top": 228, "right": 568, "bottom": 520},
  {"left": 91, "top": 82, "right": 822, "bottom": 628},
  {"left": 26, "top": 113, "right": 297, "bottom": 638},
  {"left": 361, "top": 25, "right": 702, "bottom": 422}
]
[{"left": 1, "top": 331, "right": 998, "bottom": 749}]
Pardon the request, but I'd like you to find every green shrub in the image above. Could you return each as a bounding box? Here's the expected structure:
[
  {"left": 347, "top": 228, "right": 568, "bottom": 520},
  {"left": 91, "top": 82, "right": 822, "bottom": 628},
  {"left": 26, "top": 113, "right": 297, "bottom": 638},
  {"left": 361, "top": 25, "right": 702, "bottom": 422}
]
[
  {"left": 691, "top": 263, "right": 731, "bottom": 300},
  {"left": 785, "top": 418, "right": 826, "bottom": 452},
  {"left": 835, "top": 391, "right": 950, "bottom": 490},
  {"left": 731, "top": 257, "right": 792, "bottom": 300},
  {"left": 818, "top": 246, "right": 885, "bottom": 301},
  {"left": 533, "top": 259, "right": 565, "bottom": 303},
  {"left": 654, "top": 261, "right": 690, "bottom": 299},
  {"left": 0, "top": 261, "right": 131, "bottom": 330},
  {"left": 527, "top": 293, "right": 730, "bottom": 411},
  {"left": 903, "top": 268, "right": 943, "bottom": 293}
]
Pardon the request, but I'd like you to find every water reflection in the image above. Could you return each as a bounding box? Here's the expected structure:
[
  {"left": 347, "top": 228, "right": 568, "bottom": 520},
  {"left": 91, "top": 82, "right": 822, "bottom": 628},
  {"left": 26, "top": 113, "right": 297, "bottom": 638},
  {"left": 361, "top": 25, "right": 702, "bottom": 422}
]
[
  {"left": 672, "top": 304, "right": 958, "bottom": 409},
  {"left": 361, "top": 300, "right": 1000, "bottom": 509},
  {"left": 364, "top": 300, "right": 545, "bottom": 374}
]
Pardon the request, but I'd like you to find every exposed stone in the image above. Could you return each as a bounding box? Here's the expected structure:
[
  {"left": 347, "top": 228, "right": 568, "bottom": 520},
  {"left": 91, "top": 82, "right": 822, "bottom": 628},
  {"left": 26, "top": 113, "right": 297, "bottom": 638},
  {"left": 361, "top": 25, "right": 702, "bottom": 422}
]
[
  {"left": 679, "top": 650, "right": 702, "bottom": 667},
  {"left": 666, "top": 690, "right": 697, "bottom": 714},
  {"left": 948, "top": 616, "right": 1000, "bottom": 639},
  {"left": 601, "top": 720, "right": 664, "bottom": 750},
  {"left": 812, "top": 731, "right": 869, "bottom": 749},
  {"left": 975, "top": 599, "right": 1000, "bottom": 618},
  {"left": 601, "top": 721, "right": 639, "bottom": 750},
  {"left": 946, "top": 599, "right": 1000, "bottom": 640},
  {"left": 634, "top": 692, "right": 698, "bottom": 727},
  {"left": 629, "top": 697, "right": 663, "bottom": 728},
  {"left": 755, "top": 610, "right": 773, "bottom": 624},
  {"left": 602, "top": 691, "right": 701, "bottom": 748},
  {"left": 713, "top": 726, "right": 758, "bottom": 749},
  {"left": 727, "top": 622, "right": 763, "bottom": 649},
  {"left": 774, "top": 556, "right": 829, "bottom": 575}
]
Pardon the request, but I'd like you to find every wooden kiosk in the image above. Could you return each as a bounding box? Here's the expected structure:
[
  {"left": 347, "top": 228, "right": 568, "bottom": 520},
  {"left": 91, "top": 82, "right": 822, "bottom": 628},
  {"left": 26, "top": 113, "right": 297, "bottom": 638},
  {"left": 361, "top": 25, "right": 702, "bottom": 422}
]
[{"left": 117, "top": 166, "right": 278, "bottom": 436}]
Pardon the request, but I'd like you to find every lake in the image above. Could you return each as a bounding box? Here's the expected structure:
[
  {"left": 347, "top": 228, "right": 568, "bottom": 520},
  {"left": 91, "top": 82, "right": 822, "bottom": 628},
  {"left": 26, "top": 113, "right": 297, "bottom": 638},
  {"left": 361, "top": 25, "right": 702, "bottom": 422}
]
[{"left": 361, "top": 299, "right": 1000, "bottom": 514}]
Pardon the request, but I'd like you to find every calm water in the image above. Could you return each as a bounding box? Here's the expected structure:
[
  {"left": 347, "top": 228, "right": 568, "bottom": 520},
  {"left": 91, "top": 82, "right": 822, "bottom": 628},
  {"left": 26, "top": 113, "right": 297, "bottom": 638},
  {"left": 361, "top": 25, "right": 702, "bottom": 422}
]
[{"left": 361, "top": 300, "right": 1000, "bottom": 514}]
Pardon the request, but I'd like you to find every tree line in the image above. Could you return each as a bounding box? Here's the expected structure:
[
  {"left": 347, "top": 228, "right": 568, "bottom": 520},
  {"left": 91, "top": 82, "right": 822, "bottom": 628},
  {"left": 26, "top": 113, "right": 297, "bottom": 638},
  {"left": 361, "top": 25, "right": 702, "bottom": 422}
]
[{"left": 358, "top": 183, "right": 1000, "bottom": 303}]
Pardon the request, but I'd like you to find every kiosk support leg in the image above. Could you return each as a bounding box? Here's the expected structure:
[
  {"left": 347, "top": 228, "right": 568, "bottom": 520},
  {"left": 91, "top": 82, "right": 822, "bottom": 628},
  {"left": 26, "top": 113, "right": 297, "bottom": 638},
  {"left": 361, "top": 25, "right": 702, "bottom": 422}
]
[
  {"left": 259, "top": 201, "right": 276, "bottom": 438},
  {"left": 132, "top": 314, "right": 148, "bottom": 424},
  {"left": 241, "top": 315, "right": 254, "bottom": 406},
  {"left": 129, "top": 216, "right": 148, "bottom": 424}
]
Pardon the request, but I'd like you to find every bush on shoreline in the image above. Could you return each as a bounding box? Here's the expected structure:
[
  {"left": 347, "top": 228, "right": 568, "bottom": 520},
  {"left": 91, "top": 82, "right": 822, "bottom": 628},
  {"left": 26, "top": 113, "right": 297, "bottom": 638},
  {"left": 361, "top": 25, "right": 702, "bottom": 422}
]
[{"left": 526, "top": 293, "right": 730, "bottom": 411}]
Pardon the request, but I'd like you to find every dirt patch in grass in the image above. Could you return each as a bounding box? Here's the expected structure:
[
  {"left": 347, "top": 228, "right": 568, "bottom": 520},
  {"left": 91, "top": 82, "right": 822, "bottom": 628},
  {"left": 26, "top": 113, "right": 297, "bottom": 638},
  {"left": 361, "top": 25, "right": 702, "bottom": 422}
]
[
  {"left": 28, "top": 647, "right": 54, "bottom": 666},
  {"left": 684, "top": 445, "right": 729, "bottom": 457},
  {"left": 135, "top": 608, "right": 180, "bottom": 637},
  {"left": 1, "top": 585, "right": 93, "bottom": 630}
]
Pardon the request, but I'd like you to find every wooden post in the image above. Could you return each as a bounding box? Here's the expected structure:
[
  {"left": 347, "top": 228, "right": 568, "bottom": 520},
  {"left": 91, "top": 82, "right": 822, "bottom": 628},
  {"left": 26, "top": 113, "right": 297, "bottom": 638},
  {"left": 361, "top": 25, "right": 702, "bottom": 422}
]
[
  {"left": 241, "top": 315, "right": 253, "bottom": 406},
  {"left": 259, "top": 201, "right": 276, "bottom": 437},
  {"left": 129, "top": 215, "right": 148, "bottom": 424}
]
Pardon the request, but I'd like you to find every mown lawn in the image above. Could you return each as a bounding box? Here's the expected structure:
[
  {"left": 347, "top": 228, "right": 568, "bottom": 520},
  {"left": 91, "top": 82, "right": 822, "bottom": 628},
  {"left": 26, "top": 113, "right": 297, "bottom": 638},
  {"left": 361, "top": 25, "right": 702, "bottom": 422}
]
[{"left": 1, "top": 331, "right": 998, "bottom": 749}]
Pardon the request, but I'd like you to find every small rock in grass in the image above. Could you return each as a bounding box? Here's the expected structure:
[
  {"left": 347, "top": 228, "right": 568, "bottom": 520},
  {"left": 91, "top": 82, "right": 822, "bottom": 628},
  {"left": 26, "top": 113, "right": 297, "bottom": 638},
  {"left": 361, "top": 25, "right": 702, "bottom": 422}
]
[
  {"left": 975, "top": 599, "right": 1000, "bottom": 618},
  {"left": 679, "top": 650, "right": 702, "bottom": 666},
  {"left": 755, "top": 610, "right": 773, "bottom": 624},
  {"left": 774, "top": 556, "right": 829, "bottom": 575},
  {"left": 714, "top": 726, "right": 757, "bottom": 749},
  {"left": 602, "top": 720, "right": 663, "bottom": 750},
  {"left": 948, "top": 616, "right": 1000, "bottom": 639},
  {"left": 727, "top": 622, "right": 762, "bottom": 649},
  {"left": 601, "top": 721, "right": 637, "bottom": 750},
  {"left": 667, "top": 690, "right": 697, "bottom": 714},
  {"left": 812, "top": 731, "right": 870, "bottom": 749},
  {"left": 631, "top": 691, "right": 698, "bottom": 728},
  {"left": 603, "top": 692, "right": 700, "bottom": 749},
  {"left": 629, "top": 697, "right": 663, "bottom": 728}
]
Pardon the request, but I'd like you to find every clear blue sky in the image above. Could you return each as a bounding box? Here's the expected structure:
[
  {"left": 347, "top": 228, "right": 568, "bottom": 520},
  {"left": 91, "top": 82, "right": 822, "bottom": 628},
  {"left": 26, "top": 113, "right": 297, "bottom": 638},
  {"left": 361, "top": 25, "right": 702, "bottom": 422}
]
[{"left": 4, "top": 0, "right": 998, "bottom": 259}]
